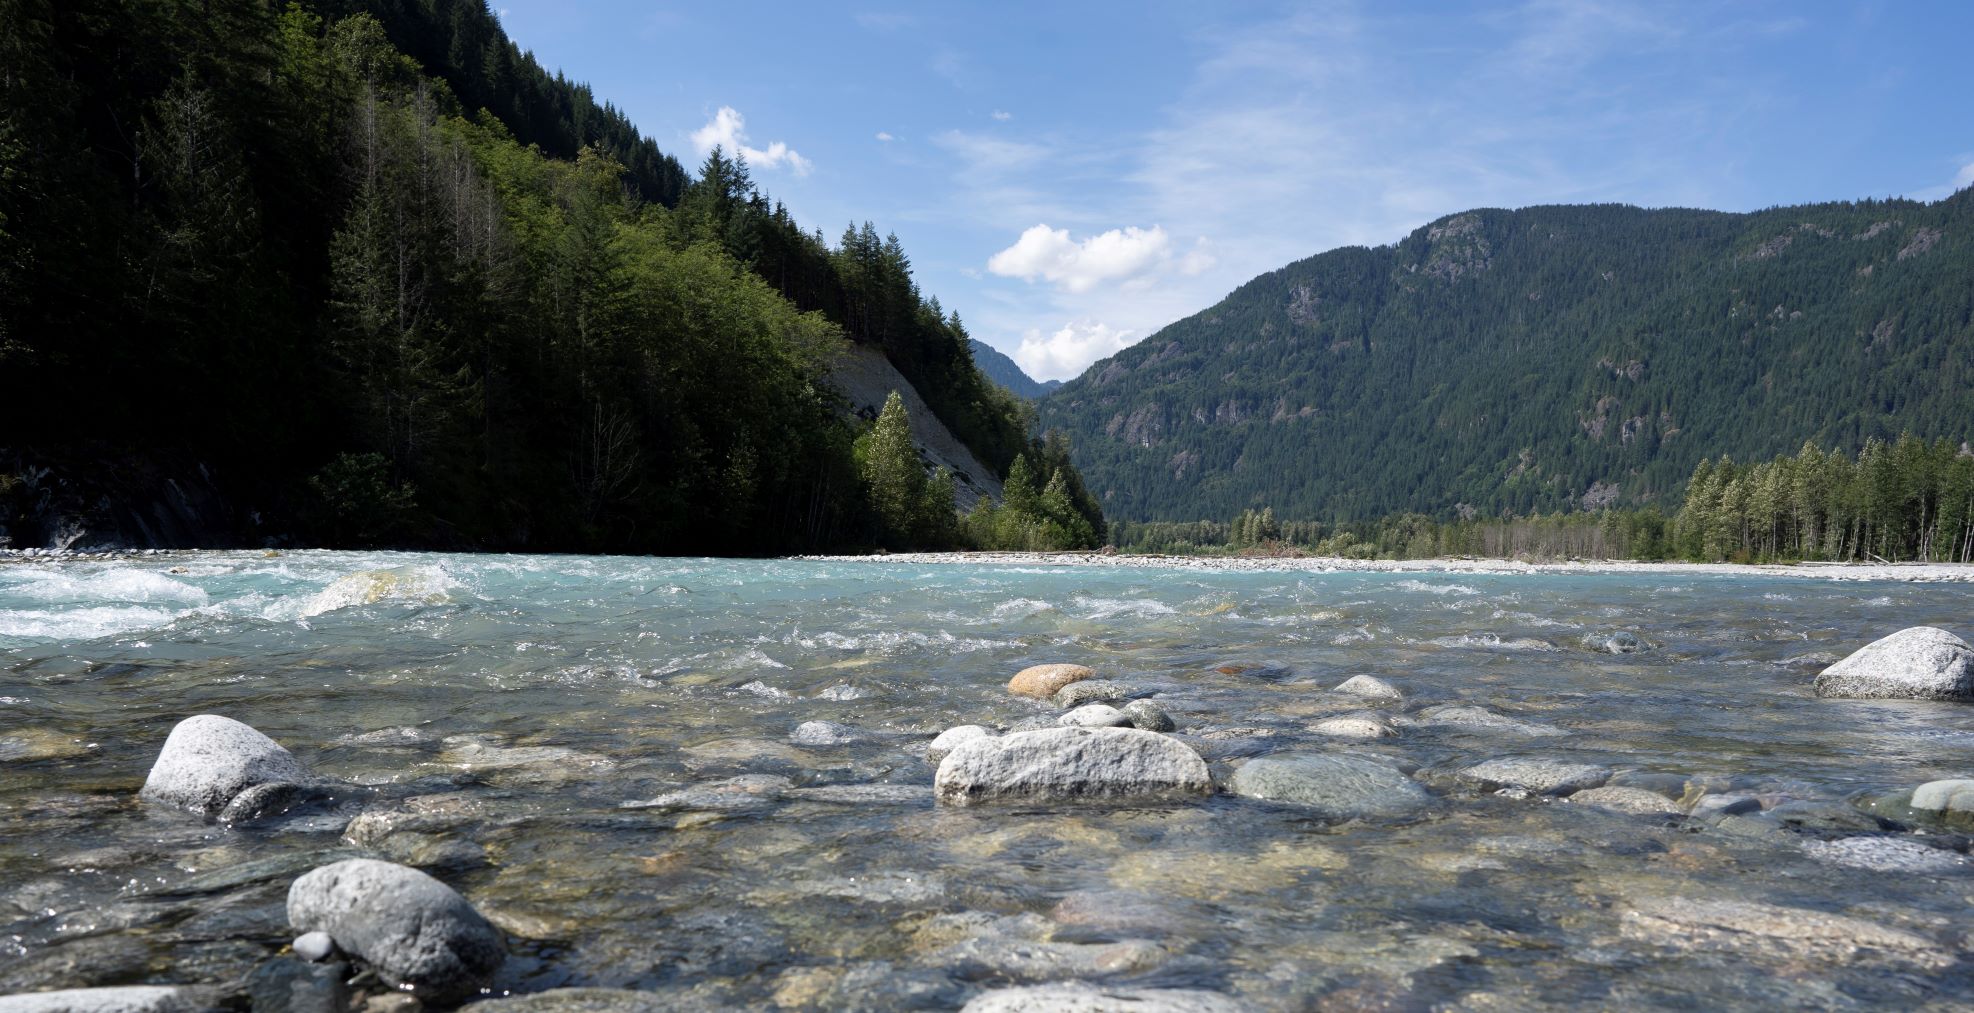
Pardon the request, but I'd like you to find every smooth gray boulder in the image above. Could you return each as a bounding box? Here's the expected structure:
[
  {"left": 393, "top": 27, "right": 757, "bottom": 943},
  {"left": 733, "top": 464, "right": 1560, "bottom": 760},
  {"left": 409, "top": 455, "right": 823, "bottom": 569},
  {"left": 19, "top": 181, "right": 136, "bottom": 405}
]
[
  {"left": 934, "top": 727, "right": 1211, "bottom": 805},
  {"left": 0, "top": 988, "right": 218, "bottom": 1013},
  {"left": 961, "top": 983, "right": 1251, "bottom": 1012},
  {"left": 286, "top": 859, "right": 505, "bottom": 1003},
  {"left": 1227, "top": 754, "right": 1434, "bottom": 820},
  {"left": 1121, "top": 699, "right": 1176, "bottom": 732},
  {"left": 1054, "top": 680, "right": 1132, "bottom": 708},
  {"left": 926, "top": 726, "right": 995, "bottom": 765},
  {"left": 1058, "top": 704, "right": 1133, "bottom": 728},
  {"left": 139, "top": 715, "right": 312, "bottom": 817},
  {"left": 1457, "top": 758, "right": 1610, "bottom": 796},
  {"left": 1332, "top": 674, "right": 1403, "bottom": 702},
  {"left": 1813, "top": 626, "right": 1974, "bottom": 700},
  {"left": 1308, "top": 715, "right": 1397, "bottom": 739}
]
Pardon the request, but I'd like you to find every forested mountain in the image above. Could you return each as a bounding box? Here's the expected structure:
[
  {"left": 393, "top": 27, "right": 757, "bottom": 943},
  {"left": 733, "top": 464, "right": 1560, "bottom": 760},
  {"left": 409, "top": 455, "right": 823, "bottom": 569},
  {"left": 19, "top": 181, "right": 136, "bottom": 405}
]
[
  {"left": 1039, "top": 195, "right": 1974, "bottom": 522},
  {"left": 969, "top": 339, "right": 1061, "bottom": 399},
  {"left": 0, "top": 0, "right": 1101, "bottom": 553}
]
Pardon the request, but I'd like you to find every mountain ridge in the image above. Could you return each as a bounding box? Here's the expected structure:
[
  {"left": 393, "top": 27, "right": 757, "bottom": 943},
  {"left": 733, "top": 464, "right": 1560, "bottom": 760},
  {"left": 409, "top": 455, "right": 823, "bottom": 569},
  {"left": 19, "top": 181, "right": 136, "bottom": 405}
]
[
  {"left": 969, "top": 339, "right": 1062, "bottom": 399},
  {"left": 1038, "top": 191, "right": 1974, "bottom": 522}
]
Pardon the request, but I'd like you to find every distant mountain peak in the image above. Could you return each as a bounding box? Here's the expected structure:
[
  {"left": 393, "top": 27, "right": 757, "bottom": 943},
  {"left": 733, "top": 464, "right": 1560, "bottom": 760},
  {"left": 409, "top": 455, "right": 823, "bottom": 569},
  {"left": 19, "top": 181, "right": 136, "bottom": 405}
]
[{"left": 968, "top": 339, "right": 1062, "bottom": 400}]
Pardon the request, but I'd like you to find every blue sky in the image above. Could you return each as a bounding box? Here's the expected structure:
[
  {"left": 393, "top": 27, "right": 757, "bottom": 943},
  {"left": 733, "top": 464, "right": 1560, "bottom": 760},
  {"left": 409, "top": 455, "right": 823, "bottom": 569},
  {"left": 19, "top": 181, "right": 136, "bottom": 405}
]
[{"left": 495, "top": 1, "right": 1974, "bottom": 381}]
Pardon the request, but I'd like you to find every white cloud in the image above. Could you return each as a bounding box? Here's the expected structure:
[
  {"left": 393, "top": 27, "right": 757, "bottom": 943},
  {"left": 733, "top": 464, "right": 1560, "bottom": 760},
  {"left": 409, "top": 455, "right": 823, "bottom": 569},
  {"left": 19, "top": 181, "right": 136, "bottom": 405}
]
[
  {"left": 987, "top": 224, "right": 1176, "bottom": 293},
  {"left": 1015, "top": 321, "right": 1137, "bottom": 381},
  {"left": 991, "top": 109, "right": 1013, "bottom": 121},
  {"left": 690, "top": 107, "right": 812, "bottom": 176},
  {"left": 1907, "top": 159, "right": 1974, "bottom": 202},
  {"left": 875, "top": 131, "right": 895, "bottom": 142}
]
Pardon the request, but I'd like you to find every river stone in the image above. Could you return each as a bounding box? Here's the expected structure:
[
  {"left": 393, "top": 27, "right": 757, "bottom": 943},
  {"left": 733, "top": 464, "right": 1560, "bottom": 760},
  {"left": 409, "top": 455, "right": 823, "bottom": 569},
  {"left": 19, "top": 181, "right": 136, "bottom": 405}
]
[
  {"left": 1059, "top": 704, "right": 1132, "bottom": 728},
  {"left": 1801, "top": 836, "right": 1971, "bottom": 873},
  {"left": 934, "top": 727, "right": 1211, "bottom": 805},
  {"left": 1910, "top": 778, "right": 1974, "bottom": 818},
  {"left": 1567, "top": 786, "right": 1681, "bottom": 815},
  {"left": 1332, "top": 674, "right": 1402, "bottom": 702},
  {"left": 1308, "top": 716, "right": 1397, "bottom": 739},
  {"left": 140, "top": 714, "right": 313, "bottom": 817},
  {"left": 286, "top": 859, "right": 505, "bottom": 1002},
  {"left": 1620, "top": 896, "right": 1952, "bottom": 969},
  {"left": 1227, "top": 754, "right": 1433, "bottom": 820},
  {"left": 1008, "top": 664, "right": 1096, "bottom": 698},
  {"left": 788, "top": 720, "right": 864, "bottom": 746},
  {"left": 1409, "top": 705, "right": 1566, "bottom": 737},
  {"left": 292, "top": 931, "right": 336, "bottom": 962},
  {"left": 1689, "top": 793, "right": 1763, "bottom": 817},
  {"left": 458, "top": 990, "right": 672, "bottom": 1012},
  {"left": 1054, "top": 680, "right": 1131, "bottom": 708},
  {"left": 1457, "top": 758, "right": 1610, "bottom": 796},
  {"left": 0, "top": 988, "right": 221, "bottom": 1013},
  {"left": 927, "top": 726, "right": 995, "bottom": 765},
  {"left": 1121, "top": 699, "right": 1176, "bottom": 732},
  {"left": 960, "top": 983, "right": 1251, "bottom": 1012},
  {"left": 1813, "top": 626, "right": 1974, "bottom": 700}
]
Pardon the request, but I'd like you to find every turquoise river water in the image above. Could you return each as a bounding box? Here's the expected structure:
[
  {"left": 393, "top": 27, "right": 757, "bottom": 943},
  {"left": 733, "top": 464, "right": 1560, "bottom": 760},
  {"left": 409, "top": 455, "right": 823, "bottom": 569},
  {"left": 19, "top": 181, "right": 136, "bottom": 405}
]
[{"left": 4, "top": 551, "right": 1974, "bottom": 1009}]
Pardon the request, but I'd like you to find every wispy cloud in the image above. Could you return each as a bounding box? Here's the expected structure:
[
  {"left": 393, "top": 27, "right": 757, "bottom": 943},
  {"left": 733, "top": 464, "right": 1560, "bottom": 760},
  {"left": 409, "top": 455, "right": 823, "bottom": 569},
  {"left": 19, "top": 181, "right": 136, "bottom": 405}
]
[
  {"left": 991, "top": 109, "right": 1013, "bottom": 121},
  {"left": 691, "top": 107, "right": 812, "bottom": 175},
  {"left": 1906, "top": 158, "right": 1974, "bottom": 202},
  {"left": 875, "top": 131, "right": 895, "bottom": 142}
]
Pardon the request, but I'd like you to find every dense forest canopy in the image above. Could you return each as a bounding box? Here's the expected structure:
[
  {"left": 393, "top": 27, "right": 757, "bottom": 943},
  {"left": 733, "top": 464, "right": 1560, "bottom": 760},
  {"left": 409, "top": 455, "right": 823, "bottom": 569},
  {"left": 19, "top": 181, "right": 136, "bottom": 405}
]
[
  {"left": 1041, "top": 196, "right": 1974, "bottom": 526},
  {"left": 0, "top": 0, "right": 1101, "bottom": 553}
]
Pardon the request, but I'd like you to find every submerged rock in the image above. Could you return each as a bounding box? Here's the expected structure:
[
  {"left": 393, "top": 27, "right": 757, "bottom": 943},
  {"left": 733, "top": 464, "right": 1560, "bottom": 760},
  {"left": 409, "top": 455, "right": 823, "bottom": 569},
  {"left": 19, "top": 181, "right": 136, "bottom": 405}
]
[
  {"left": 286, "top": 858, "right": 505, "bottom": 1003},
  {"left": 960, "top": 983, "right": 1251, "bottom": 1012},
  {"left": 934, "top": 727, "right": 1211, "bottom": 805},
  {"left": 926, "top": 726, "right": 995, "bottom": 765},
  {"left": 1567, "top": 786, "right": 1681, "bottom": 815},
  {"left": 1801, "top": 836, "right": 1971, "bottom": 873},
  {"left": 1008, "top": 664, "right": 1096, "bottom": 699},
  {"left": 1308, "top": 716, "right": 1397, "bottom": 739},
  {"left": 788, "top": 720, "right": 866, "bottom": 746},
  {"left": 1456, "top": 758, "right": 1610, "bottom": 797},
  {"left": 1331, "top": 674, "right": 1402, "bottom": 703},
  {"left": 458, "top": 990, "right": 672, "bottom": 1012},
  {"left": 1407, "top": 705, "right": 1566, "bottom": 737},
  {"left": 1054, "top": 680, "right": 1132, "bottom": 708},
  {"left": 0, "top": 729, "right": 95, "bottom": 764},
  {"left": 0, "top": 987, "right": 221, "bottom": 1013},
  {"left": 139, "top": 715, "right": 314, "bottom": 818},
  {"left": 1059, "top": 704, "right": 1132, "bottom": 728},
  {"left": 1813, "top": 626, "right": 1974, "bottom": 700},
  {"left": 1227, "top": 754, "right": 1433, "bottom": 820},
  {"left": 1121, "top": 700, "right": 1176, "bottom": 733},
  {"left": 1620, "top": 895, "right": 1952, "bottom": 969}
]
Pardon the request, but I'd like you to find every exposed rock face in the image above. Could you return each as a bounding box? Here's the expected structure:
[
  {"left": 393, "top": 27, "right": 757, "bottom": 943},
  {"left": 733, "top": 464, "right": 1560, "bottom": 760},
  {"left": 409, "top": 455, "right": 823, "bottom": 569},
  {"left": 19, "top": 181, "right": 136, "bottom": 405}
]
[
  {"left": 0, "top": 988, "right": 219, "bottom": 1013},
  {"left": 286, "top": 859, "right": 505, "bottom": 1003},
  {"left": 960, "top": 983, "right": 1252, "bottom": 1012},
  {"left": 1008, "top": 664, "right": 1096, "bottom": 699},
  {"left": 1813, "top": 627, "right": 1974, "bottom": 700},
  {"left": 825, "top": 344, "right": 1004, "bottom": 510},
  {"left": 1456, "top": 758, "right": 1611, "bottom": 797},
  {"left": 1227, "top": 754, "right": 1433, "bottom": 820},
  {"left": 934, "top": 727, "right": 1210, "bottom": 805},
  {"left": 139, "top": 715, "right": 312, "bottom": 818}
]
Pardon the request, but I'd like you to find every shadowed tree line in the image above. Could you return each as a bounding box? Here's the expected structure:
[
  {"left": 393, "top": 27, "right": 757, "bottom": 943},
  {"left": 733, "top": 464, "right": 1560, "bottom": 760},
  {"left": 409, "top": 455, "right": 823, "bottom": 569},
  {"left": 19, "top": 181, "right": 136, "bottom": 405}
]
[{"left": 0, "top": 0, "right": 1101, "bottom": 552}]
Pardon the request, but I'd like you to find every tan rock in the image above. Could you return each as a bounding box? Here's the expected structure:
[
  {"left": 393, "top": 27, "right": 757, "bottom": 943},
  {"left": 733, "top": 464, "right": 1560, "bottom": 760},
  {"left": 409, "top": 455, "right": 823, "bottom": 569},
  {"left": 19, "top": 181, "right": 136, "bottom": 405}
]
[{"left": 1007, "top": 663, "right": 1096, "bottom": 698}]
